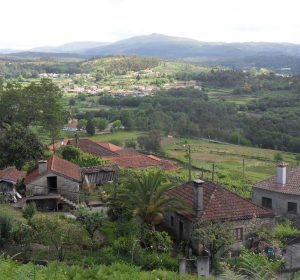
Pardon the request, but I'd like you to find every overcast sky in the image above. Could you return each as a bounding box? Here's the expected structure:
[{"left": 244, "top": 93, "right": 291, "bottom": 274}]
[{"left": 1, "top": 0, "right": 300, "bottom": 49}]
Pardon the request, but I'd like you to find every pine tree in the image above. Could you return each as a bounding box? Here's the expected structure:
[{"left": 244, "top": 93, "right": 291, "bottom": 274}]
[{"left": 86, "top": 119, "right": 95, "bottom": 136}]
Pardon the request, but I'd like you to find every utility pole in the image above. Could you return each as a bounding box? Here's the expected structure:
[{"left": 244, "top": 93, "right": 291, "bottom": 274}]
[
  {"left": 187, "top": 145, "right": 192, "bottom": 181},
  {"left": 242, "top": 159, "right": 245, "bottom": 179}
]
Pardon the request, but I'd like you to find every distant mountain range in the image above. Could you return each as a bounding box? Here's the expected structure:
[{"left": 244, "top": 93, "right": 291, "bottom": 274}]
[
  {"left": 2, "top": 34, "right": 300, "bottom": 71},
  {"left": 1, "top": 34, "right": 300, "bottom": 58},
  {"left": 30, "top": 41, "right": 109, "bottom": 53}
]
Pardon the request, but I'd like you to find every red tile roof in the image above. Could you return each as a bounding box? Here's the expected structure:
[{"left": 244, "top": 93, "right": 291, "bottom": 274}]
[
  {"left": 0, "top": 167, "right": 25, "bottom": 184},
  {"left": 25, "top": 155, "right": 81, "bottom": 184},
  {"left": 166, "top": 181, "right": 274, "bottom": 222},
  {"left": 254, "top": 166, "right": 300, "bottom": 195},
  {"left": 97, "top": 142, "right": 123, "bottom": 152},
  {"left": 104, "top": 154, "right": 177, "bottom": 170},
  {"left": 66, "top": 138, "right": 177, "bottom": 170},
  {"left": 68, "top": 139, "right": 117, "bottom": 157}
]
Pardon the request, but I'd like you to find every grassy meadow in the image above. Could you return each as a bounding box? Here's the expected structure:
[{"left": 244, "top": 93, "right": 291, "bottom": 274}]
[{"left": 162, "top": 137, "right": 298, "bottom": 190}]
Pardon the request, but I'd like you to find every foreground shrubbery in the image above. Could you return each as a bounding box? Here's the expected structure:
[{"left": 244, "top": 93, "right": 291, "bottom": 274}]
[{"left": 0, "top": 258, "right": 204, "bottom": 280}]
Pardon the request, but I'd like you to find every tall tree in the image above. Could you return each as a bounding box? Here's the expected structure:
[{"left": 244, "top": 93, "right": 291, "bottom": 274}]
[
  {"left": 86, "top": 119, "right": 95, "bottom": 136},
  {"left": 0, "top": 124, "right": 45, "bottom": 169},
  {"left": 0, "top": 78, "right": 66, "bottom": 142}
]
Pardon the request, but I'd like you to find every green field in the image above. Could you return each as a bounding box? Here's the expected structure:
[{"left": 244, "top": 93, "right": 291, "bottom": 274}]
[
  {"left": 82, "top": 131, "right": 298, "bottom": 186},
  {"left": 162, "top": 137, "right": 298, "bottom": 183},
  {"left": 89, "top": 130, "right": 143, "bottom": 143}
]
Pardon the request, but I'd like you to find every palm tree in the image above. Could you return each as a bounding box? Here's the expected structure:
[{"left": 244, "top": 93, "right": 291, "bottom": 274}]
[{"left": 115, "top": 170, "right": 184, "bottom": 230}]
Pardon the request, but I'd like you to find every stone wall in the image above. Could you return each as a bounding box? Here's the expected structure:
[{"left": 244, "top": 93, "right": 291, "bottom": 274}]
[
  {"left": 253, "top": 187, "right": 300, "bottom": 218},
  {"left": 162, "top": 211, "right": 274, "bottom": 253},
  {"left": 26, "top": 172, "right": 80, "bottom": 203}
]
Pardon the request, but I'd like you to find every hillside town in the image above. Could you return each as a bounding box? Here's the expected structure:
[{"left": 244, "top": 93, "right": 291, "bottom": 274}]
[{"left": 2, "top": 0, "right": 300, "bottom": 278}]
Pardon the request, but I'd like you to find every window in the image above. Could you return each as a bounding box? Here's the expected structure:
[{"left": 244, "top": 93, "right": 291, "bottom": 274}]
[
  {"left": 170, "top": 216, "right": 174, "bottom": 226},
  {"left": 233, "top": 228, "right": 243, "bottom": 241},
  {"left": 262, "top": 197, "right": 272, "bottom": 209},
  {"left": 288, "top": 202, "right": 297, "bottom": 213}
]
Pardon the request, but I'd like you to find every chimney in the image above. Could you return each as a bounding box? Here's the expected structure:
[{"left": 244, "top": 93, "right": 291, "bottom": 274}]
[
  {"left": 276, "top": 161, "right": 287, "bottom": 185},
  {"left": 193, "top": 179, "right": 204, "bottom": 216},
  {"left": 38, "top": 160, "right": 47, "bottom": 175}
]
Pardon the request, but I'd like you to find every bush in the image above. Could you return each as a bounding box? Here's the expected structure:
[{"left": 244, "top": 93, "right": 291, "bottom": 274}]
[
  {"left": 0, "top": 214, "right": 12, "bottom": 247},
  {"left": 61, "top": 145, "right": 80, "bottom": 161},
  {"left": 274, "top": 153, "right": 283, "bottom": 162},
  {"left": 12, "top": 223, "right": 33, "bottom": 245},
  {"left": 86, "top": 119, "right": 95, "bottom": 136},
  {"left": 224, "top": 249, "right": 283, "bottom": 279},
  {"left": 135, "top": 251, "right": 177, "bottom": 271},
  {"left": 125, "top": 139, "right": 136, "bottom": 149},
  {"left": 112, "top": 236, "right": 138, "bottom": 256},
  {"left": 0, "top": 257, "right": 200, "bottom": 280},
  {"left": 273, "top": 221, "right": 300, "bottom": 242},
  {"left": 22, "top": 202, "right": 36, "bottom": 221},
  {"left": 142, "top": 229, "right": 172, "bottom": 252}
]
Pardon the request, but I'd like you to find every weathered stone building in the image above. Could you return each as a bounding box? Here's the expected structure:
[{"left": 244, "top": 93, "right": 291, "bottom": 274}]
[
  {"left": 0, "top": 167, "right": 24, "bottom": 202},
  {"left": 253, "top": 162, "right": 300, "bottom": 221},
  {"left": 25, "top": 155, "right": 81, "bottom": 210},
  {"left": 163, "top": 180, "right": 274, "bottom": 251}
]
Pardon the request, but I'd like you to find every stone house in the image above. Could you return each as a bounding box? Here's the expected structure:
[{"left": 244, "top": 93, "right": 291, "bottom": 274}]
[
  {"left": 253, "top": 162, "right": 300, "bottom": 222},
  {"left": 0, "top": 167, "right": 24, "bottom": 202},
  {"left": 25, "top": 155, "right": 81, "bottom": 211},
  {"left": 163, "top": 179, "right": 274, "bottom": 252}
]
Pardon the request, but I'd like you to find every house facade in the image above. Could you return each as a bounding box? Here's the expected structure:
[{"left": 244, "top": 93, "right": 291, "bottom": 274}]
[
  {"left": 163, "top": 180, "right": 274, "bottom": 252},
  {"left": 25, "top": 156, "right": 81, "bottom": 210},
  {"left": 253, "top": 162, "right": 300, "bottom": 222}
]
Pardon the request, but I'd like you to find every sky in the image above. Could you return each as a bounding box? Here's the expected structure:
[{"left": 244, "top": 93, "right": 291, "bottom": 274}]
[{"left": 1, "top": 0, "right": 300, "bottom": 49}]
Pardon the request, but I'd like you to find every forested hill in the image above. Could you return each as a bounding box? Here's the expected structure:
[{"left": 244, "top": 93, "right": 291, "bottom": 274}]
[{"left": 3, "top": 34, "right": 300, "bottom": 73}]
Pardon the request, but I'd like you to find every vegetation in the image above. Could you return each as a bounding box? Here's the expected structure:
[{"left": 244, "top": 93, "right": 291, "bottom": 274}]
[
  {"left": 0, "top": 123, "right": 45, "bottom": 169},
  {"left": 58, "top": 145, "right": 105, "bottom": 167},
  {"left": 113, "top": 171, "right": 184, "bottom": 229},
  {"left": 192, "top": 220, "right": 233, "bottom": 266},
  {"left": 0, "top": 258, "right": 204, "bottom": 280}
]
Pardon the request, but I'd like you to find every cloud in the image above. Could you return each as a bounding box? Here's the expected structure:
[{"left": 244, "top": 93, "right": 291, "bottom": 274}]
[{"left": 1, "top": 0, "right": 300, "bottom": 48}]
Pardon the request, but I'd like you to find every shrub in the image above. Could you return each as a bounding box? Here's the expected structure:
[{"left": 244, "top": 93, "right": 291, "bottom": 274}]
[
  {"left": 125, "top": 139, "right": 136, "bottom": 149},
  {"left": 86, "top": 119, "right": 95, "bottom": 136},
  {"left": 274, "top": 153, "right": 283, "bottom": 162},
  {"left": 22, "top": 202, "right": 36, "bottom": 221},
  {"left": 273, "top": 221, "right": 300, "bottom": 242},
  {"left": 112, "top": 236, "right": 139, "bottom": 257},
  {"left": 12, "top": 223, "right": 33, "bottom": 245},
  {"left": 61, "top": 145, "right": 80, "bottom": 161},
  {"left": 135, "top": 251, "right": 177, "bottom": 271},
  {"left": 142, "top": 229, "right": 172, "bottom": 252},
  {"left": 0, "top": 214, "right": 12, "bottom": 247},
  {"left": 74, "top": 206, "right": 106, "bottom": 241}
]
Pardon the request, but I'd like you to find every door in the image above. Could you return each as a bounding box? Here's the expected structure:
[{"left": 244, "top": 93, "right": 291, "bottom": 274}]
[
  {"left": 47, "top": 176, "right": 58, "bottom": 193},
  {"left": 179, "top": 221, "right": 184, "bottom": 241}
]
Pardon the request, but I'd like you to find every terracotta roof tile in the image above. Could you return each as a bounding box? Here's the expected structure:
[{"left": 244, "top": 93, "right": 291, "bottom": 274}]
[
  {"left": 25, "top": 155, "right": 81, "bottom": 184},
  {"left": 67, "top": 138, "right": 177, "bottom": 170},
  {"left": 96, "top": 142, "right": 123, "bottom": 152},
  {"left": 68, "top": 139, "right": 117, "bottom": 157},
  {"left": 0, "top": 167, "right": 25, "bottom": 184},
  {"left": 254, "top": 166, "right": 300, "bottom": 195},
  {"left": 166, "top": 181, "right": 273, "bottom": 222}
]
